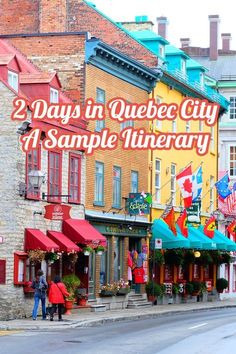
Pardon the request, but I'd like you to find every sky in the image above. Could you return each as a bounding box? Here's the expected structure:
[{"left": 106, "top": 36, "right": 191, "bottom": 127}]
[{"left": 91, "top": 0, "right": 236, "bottom": 49}]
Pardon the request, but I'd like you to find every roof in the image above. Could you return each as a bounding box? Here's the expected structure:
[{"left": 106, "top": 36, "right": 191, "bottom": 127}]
[
  {"left": 0, "top": 54, "right": 15, "bottom": 65},
  {"left": 191, "top": 55, "right": 236, "bottom": 81},
  {"left": 165, "top": 44, "right": 189, "bottom": 58},
  {"left": 20, "top": 72, "right": 57, "bottom": 84},
  {"left": 186, "top": 58, "right": 207, "bottom": 71},
  {"left": 131, "top": 30, "right": 169, "bottom": 44}
]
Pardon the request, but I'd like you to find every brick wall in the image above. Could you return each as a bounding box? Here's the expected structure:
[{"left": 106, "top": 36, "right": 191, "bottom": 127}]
[
  {"left": 0, "top": 0, "right": 157, "bottom": 68},
  {"left": 9, "top": 34, "right": 86, "bottom": 103}
]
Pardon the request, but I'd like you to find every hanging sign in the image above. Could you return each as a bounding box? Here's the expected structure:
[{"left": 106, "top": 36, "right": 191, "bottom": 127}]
[
  {"left": 186, "top": 200, "right": 201, "bottom": 224},
  {"left": 44, "top": 204, "right": 71, "bottom": 220},
  {"left": 128, "top": 192, "right": 152, "bottom": 215}
]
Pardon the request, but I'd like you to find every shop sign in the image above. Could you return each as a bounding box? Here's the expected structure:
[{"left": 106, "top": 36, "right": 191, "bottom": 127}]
[
  {"left": 128, "top": 192, "right": 151, "bottom": 215},
  {"left": 186, "top": 200, "right": 201, "bottom": 224},
  {"left": 150, "top": 238, "right": 162, "bottom": 250},
  {"left": 44, "top": 204, "right": 71, "bottom": 220}
]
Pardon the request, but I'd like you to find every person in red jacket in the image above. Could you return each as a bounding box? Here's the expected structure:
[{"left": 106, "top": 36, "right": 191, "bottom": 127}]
[{"left": 48, "top": 275, "right": 70, "bottom": 321}]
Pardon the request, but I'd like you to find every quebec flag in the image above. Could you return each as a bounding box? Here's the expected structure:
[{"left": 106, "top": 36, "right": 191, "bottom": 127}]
[{"left": 192, "top": 166, "right": 203, "bottom": 202}]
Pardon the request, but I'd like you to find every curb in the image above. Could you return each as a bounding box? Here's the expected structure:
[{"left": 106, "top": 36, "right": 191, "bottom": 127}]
[{"left": 1, "top": 303, "right": 236, "bottom": 331}]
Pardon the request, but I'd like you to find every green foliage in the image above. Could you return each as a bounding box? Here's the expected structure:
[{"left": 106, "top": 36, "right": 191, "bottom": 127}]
[
  {"left": 150, "top": 250, "right": 164, "bottom": 266},
  {"left": 83, "top": 246, "right": 93, "bottom": 253},
  {"left": 216, "top": 278, "right": 229, "bottom": 292},
  {"left": 145, "top": 281, "right": 164, "bottom": 297},
  {"left": 196, "top": 251, "right": 213, "bottom": 267},
  {"left": 172, "top": 283, "right": 180, "bottom": 295},
  {"left": 191, "top": 281, "right": 202, "bottom": 293},
  {"left": 185, "top": 282, "right": 194, "bottom": 295},
  {"left": 62, "top": 274, "right": 81, "bottom": 298},
  {"left": 164, "top": 250, "right": 184, "bottom": 266},
  {"left": 183, "top": 250, "right": 195, "bottom": 267},
  {"left": 220, "top": 252, "right": 232, "bottom": 264}
]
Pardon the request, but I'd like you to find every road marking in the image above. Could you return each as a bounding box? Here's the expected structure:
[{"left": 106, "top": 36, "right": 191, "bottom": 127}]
[
  {"left": 0, "top": 330, "right": 22, "bottom": 336},
  {"left": 188, "top": 322, "right": 208, "bottom": 330}
]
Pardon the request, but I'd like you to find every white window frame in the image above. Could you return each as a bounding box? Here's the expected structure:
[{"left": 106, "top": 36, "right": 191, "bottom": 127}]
[
  {"left": 95, "top": 88, "right": 105, "bottom": 132},
  {"left": 50, "top": 88, "right": 59, "bottom": 103},
  {"left": 186, "top": 121, "right": 191, "bottom": 132},
  {"left": 171, "top": 163, "right": 176, "bottom": 205},
  {"left": 155, "top": 159, "right": 161, "bottom": 203},
  {"left": 155, "top": 96, "right": 162, "bottom": 130},
  {"left": 229, "top": 97, "right": 236, "bottom": 120},
  {"left": 181, "top": 58, "right": 186, "bottom": 74},
  {"left": 159, "top": 44, "right": 164, "bottom": 58},
  {"left": 229, "top": 145, "right": 236, "bottom": 177},
  {"left": 8, "top": 70, "right": 18, "bottom": 92}
]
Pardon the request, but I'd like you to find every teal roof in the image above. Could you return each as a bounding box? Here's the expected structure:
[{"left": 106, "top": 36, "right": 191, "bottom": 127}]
[
  {"left": 152, "top": 219, "right": 190, "bottom": 249},
  {"left": 165, "top": 44, "right": 189, "bottom": 58},
  {"left": 186, "top": 58, "right": 207, "bottom": 72},
  {"left": 131, "top": 30, "right": 169, "bottom": 44}
]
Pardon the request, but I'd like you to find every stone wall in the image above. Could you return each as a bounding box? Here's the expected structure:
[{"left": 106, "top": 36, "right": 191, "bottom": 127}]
[{"left": 0, "top": 81, "right": 86, "bottom": 320}]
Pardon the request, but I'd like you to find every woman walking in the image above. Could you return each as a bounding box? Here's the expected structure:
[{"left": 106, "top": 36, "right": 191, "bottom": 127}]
[
  {"left": 48, "top": 275, "right": 69, "bottom": 321},
  {"left": 31, "top": 269, "right": 48, "bottom": 320}
]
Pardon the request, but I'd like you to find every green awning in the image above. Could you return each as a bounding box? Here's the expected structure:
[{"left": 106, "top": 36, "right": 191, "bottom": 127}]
[
  {"left": 214, "top": 230, "right": 236, "bottom": 251},
  {"left": 188, "top": 226, "right": 217, "bottom": 250},
  {"left": 179, "top": 227, "right": 202, "bottom": 249},
  {"left": 198, "top": 226, "right": 227, "bottom": 251},
  {"left": 152, "top": 219, "right": 190, "bottom": 249}
]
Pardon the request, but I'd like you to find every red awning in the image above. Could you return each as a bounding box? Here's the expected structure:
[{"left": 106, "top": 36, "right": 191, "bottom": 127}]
[
  {"left": 62, "top": 219, "right": 107, "bottom": 247},
  {"left": 25, "top": 228, "right": 59, "bottom": 252},
  {"left": 47, "top": 231, "right": 81, "bottom": 253}
]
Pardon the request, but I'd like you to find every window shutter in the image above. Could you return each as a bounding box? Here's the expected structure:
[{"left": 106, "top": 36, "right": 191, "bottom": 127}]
[{"left": 0, "top": 260, "right": 6, "bottom": 284}]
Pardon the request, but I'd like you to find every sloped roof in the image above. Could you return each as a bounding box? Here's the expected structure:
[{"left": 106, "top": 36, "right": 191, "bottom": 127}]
[
  {"left": 192, "top": 55, "right": 236, "bottom": 80},
  {"left": 20, "top": 72, "right": 57, "bottom": 84},
  {"left": 0, "top": 54, "right": 15, "bottom": 65}
]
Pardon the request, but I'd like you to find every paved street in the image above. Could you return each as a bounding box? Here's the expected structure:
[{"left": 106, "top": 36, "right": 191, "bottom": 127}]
[{"left": 0, "top": 308, "right": 236, "bottom": 354}]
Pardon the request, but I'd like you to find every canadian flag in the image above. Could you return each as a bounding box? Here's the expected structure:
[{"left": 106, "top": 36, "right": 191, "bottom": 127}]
[{"left": 176, "top": 165, "right": 193, "bottom": 208}]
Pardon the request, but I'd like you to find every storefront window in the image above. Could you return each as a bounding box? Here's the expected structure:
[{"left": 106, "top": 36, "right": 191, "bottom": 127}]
[{"left": 114, "top": 238, "right": 121, "bottom": 281}]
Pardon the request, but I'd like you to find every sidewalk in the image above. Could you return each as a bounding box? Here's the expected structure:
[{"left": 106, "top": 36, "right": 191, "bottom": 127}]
[{"left": 1, "top": 298, "right": 236, "bottom": 331}]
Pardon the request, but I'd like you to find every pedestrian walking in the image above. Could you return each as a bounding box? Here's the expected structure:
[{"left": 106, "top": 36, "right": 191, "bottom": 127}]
[
  {"left": 48, "top": 275, "right": 69, "bottom": 321},
  {"left": 31, "top": 269, "right": 48, "bottom": 320}
]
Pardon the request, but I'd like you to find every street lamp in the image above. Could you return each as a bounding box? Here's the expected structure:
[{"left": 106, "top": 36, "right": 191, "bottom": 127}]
[{"left": 28, "top": 170, "right": 46, "bottom": 190}]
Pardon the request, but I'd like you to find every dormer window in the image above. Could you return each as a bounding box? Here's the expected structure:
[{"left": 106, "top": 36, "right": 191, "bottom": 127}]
[
  {"left": 8, "top": 71, "right": 18, "bottom": 92},
  {"left": 200, "top": 72, "right": 204, "bottom": 88},
  {"left": 159, "top": 44, "right": 164, "bottom": 58},
  {"left": 181, "top": 59, "right": 186, "bottom": 74},
  {"left": 50, "top": 88, "right": 59, "bottom": 103}
]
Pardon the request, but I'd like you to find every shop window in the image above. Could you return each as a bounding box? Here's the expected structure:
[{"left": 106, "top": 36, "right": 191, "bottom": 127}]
[
  {"left": 233, "top": 265, "right": 236, "bottom": 292},
  {"left": 14, "top": 252, "right": 28, "bottom": 285},
  {"left": 178, "top": 265, "right": 184, "bottom": 280},
  {"left": 155, "top": 159, "right": 161, "bottom": 203},
  {"left": 229, "top": 96, "right": 236, "bottom": 120},
  {"left": 48, "top": 151, "right": 62, "bottom": 203},
  {"left": 112, "top": 166, "right": 121, "bottom": 208},
  {"left": 225, "top": 264, "right": 230, "bottom": 293},
  {"left": 131, "top": 171, "right": 138, "bottom": 193},
  {"left": 94, "top": 161, "right": 104, "bottom": 205},
  {"left": 69, "top": 153, "right": 81, "bottom": 204},
  {"left": 193, "top": 264, "right": 200, "bottom": 279},
  {"left": 0, "top": 260, "right": 6, "bottom": 284},
  {"left": 26, "top": 146, "right": 41, "bottom": 200},
  {"left": 229, "top": 146, "right": 236, "bottom": 177},
  {"left": 95, "top": 88, "right": 105, "bottom": 132},
  {"left": 164, "top": 264, "right": 173, "bottom": 282}
]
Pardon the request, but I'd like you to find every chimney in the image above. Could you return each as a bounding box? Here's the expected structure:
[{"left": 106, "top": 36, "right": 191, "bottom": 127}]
[
  {"left": 221, "top": 33, "right": 231, "bottom": 51},
  {"left": 209, "top": 15, "right": 220, "bottom": 60},
  {"left": 39, "top": 0, "right": 67, "bottom": 33},
  {"left": 156, "top": 16, "right": 168, "bottom": 39},
  {"left": 180, "top": 38, "right": 191, "bottom": 48}
]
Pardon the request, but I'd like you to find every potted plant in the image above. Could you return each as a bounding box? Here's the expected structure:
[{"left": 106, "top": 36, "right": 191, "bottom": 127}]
[
  {"left": 100, "top": 283, "right": 117, "bottom": 296},
  {"left": 95, "top": 245, "right": 106, "bottom": 256},
  {"left": 27, "top": 249, "right": 46, "bottom": 264},
  {"left": 216, "top": 278, "right": 228, "bottom": 293},
  {"left": 183, "top": 250, "right": 195, "bottom": 268},
  {"left": 191, "top": 281, "right": 202, "bottom": 295},
  {"left": 185, "top": 282, "right": 194, "bottom": 295},
  {"left": 83, "top": 246, "right": 93, "bottom": 256},
  {"left": 116, "top": 279, "right": 130, "bottom": 295},
  {"left": 172, "top": 283, "right": 180, "bottom": 295},
  {"left": 220, "top": 252, "right": 232, "bottom": 264},
  {"left": 196, "top": 251, "right": 213, "bottom": 267},
  {"left": 145, "top": 281, "right": 164, "bottom": 302},
  {"left": 62, "top": 274, "right": 81, "bottom": 314},
  {"left": 75, "top": 288, "right": 88, "bottom": 306},
  {"left": 45, "top": 252, "right": 59, "bottom": 264}
]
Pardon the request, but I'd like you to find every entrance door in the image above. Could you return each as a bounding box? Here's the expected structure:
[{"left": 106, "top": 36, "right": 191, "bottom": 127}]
[{"left": 88, "top": 252, "right": 95, "bottom": 299}]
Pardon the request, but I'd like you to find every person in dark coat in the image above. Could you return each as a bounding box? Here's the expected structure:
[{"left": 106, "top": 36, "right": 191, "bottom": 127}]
[
  {"left": 48, "top": 275, "right": 69, "bottom": 321},
  {"left": 31, "top": 269, "right": 48, "bottom": 320}
]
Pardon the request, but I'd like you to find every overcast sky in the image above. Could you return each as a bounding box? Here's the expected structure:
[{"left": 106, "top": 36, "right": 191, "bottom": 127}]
[{"left": 92, "top": 0, "right": 236, "bottom": 49}]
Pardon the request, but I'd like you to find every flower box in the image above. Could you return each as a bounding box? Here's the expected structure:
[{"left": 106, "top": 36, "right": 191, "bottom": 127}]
[
  {"left": 117, "top": 288, "right": 130, "bottom": 296},
  {"left": 100, "top": 290, "right": 116, "bottom": 297}
]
